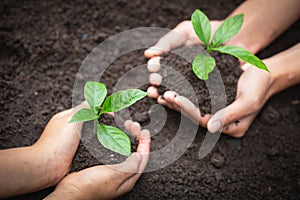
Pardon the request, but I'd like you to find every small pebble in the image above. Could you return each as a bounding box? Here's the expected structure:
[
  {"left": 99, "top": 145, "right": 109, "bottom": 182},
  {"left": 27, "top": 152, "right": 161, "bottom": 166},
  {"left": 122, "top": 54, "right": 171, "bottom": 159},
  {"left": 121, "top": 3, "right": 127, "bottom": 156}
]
[
  {"left": 62, "top": 85, "right": 70, "bottom": 93},
  {"left": 231, "top": 174, "right": 238, "bottom": 183},
  {"left": 57, "top": 105, "right": 64, "bottom": 111},
  {"left": 210, "top": 152, "right": 225, "bottom": 168},
  {"left": 215, "top": 172, "right": 224, "bottom": 182},
  {"left": 41, "top": 109, "right": 49, "bottom": 115},
  {"left": 27, "top": 108, "right": 33, "bottom": 115},
  {"left": 82, "top": 33, "right": 89, "bottom": 40}
]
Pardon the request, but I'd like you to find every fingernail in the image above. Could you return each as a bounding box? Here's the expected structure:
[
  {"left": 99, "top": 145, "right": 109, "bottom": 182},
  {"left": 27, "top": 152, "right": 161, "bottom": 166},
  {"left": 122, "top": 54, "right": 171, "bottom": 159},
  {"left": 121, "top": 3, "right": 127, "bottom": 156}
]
[
  {"left": 210, "top": 120, "right": 222, "bottom": 133},
  {"left": 174, "top": 96, "right": 181, "bottom": 106},
  {"left": 134, "top": 152, "right": 142, "bottom": 162},
  {"left": 145, "top": 47, "right": 156, "bottom": 55},
  {"left": 141, "top": 129, "right": 150, "bottom": 138}
]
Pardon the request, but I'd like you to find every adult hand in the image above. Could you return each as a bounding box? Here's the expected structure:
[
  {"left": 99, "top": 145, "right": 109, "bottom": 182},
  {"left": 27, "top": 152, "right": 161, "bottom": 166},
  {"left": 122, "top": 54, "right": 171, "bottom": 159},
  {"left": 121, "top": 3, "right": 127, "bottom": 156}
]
[
  {"left": 145, "top": 20, "right": 221, "bottom": 127},
  {"left": 0, "top": 102, "right": 88, "bottom": 198},
  {"left": 207, "top": 43, "right": 300, "bottom": 137},
  {"left": 45, "top": 120, "right": 151, "bottom": 200},
  {"left": 146, "top": 40, "right": 300, "bottom": 138},
  {"left": 150, "top": 64, "right": 272, "bottom": 138}
]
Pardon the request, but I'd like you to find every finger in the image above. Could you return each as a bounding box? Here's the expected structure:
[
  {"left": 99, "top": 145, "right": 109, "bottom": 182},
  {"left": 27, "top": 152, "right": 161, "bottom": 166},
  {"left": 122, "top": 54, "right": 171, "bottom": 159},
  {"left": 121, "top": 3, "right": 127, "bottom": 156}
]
[
  {"left": 144, "top": 22, "right": 190, "bottom": 58},
  {"left": 124, "top": 120, "right": 133, "bottom": 131},
  {"left": 240, "top": 62, "right": 252, "bottom": 71},
  {"left": 157, "top": 95, "right": 176, "bottom": 110},
  {"left": 54, "top": 101, "right": 90, "bottom": 118},
  {"left": 147, "top": 86, "right": 159, "bottom": 99},
  {"left": 117, "top": 130, "right": 151, "bottom": 193},
  {"left": 207, "top": 98, "right": 255, "bottom": 133},
  {"left": 222, "top": 114, "right": 257, "bottom": 138},
  {"left": 174, "top": 95, "right": 211, "bottom": 127},
  {"left": 147, "top": 57, "right": 161, "bottom": 73},
  {"left": 129, "top": 122, "right": 141, "bottom": 136},
  {"left": 163, "top": 91, "right": 181, "bottom": 112},
  {"left": 111, "top": 153, "right": 142, "bottom": 182},
  {"left": 136, "top": 129, "right": 151, "bottom": 158},
  {"left": 148, "top": 73, "right": 162, "bottom": 86}
]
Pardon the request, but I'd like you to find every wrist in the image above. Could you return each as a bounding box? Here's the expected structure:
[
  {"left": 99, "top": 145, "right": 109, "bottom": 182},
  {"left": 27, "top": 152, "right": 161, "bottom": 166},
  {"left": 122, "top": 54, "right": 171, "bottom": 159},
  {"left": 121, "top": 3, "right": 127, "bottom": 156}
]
[
  {"left": 44, "top": 183, "right": 84, "bottom": 200},
  {"left": 263, "top": 50, "right": 300, "bottom": 98}
]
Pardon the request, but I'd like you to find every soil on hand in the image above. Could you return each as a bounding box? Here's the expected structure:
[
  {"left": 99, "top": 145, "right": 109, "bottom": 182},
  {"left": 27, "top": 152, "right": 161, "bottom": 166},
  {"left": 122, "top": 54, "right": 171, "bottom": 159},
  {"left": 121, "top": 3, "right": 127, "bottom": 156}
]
[{"left": 1, "top": 0, "right": 299, "bottom": 199}]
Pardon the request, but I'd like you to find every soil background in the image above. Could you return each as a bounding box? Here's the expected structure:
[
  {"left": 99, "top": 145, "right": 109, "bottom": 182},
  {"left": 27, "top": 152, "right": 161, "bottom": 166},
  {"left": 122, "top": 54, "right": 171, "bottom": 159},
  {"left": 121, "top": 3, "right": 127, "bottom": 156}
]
[{"left": 1, "top": 0, "right": 300, "bottom": 199}]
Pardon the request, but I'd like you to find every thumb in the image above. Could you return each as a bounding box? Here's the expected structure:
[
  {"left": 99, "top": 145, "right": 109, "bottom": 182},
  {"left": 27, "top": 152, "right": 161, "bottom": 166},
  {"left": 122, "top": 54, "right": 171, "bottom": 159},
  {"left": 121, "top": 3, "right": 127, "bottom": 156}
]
[
  {"left": 207, "top": 98, "right": 254, "bottom": 133},
  {"left": 113, "top": 153, "right": 142, "bottom": 176},
  {"left": 144, "top": 23, "right": 190, "bottom": 58}
]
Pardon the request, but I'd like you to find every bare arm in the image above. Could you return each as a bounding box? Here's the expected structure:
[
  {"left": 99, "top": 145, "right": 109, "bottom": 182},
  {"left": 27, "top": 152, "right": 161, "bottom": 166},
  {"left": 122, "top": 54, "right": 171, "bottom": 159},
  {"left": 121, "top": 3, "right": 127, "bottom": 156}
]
[
  {"left": 227, "top": 0, "right": 300, "bottom": 54},
  {"left": 0, "top": 105, "right": 85, "bottom": 198}
]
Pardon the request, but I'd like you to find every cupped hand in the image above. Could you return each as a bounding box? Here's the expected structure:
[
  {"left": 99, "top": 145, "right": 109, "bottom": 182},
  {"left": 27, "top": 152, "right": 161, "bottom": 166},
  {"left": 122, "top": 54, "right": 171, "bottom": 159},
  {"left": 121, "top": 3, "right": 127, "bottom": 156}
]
[
  {"left": 207, "top": 63, "right": 272, "bottom": 137},
  {"left": 45, "top": 120, "right": 151, "bottom": 200},
  {"left": 145, "top": 20, "right": 221, "bottom": 127},
  {"left": 148, "top": 57, "right": 274, "bottom": 138},
  {"left": 144, "top": 20, "right": 276, "bottom": 138}
]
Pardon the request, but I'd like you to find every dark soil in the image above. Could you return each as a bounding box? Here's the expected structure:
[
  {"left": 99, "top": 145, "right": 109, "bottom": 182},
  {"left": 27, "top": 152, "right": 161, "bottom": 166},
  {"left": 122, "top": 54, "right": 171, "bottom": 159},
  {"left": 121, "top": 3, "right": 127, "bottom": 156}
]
[
  {"left": 159, "top": 51, "right": 242, "bottom": 114},
  {"left": 1, "top": 0, "right": 299, "bottom": 200}
]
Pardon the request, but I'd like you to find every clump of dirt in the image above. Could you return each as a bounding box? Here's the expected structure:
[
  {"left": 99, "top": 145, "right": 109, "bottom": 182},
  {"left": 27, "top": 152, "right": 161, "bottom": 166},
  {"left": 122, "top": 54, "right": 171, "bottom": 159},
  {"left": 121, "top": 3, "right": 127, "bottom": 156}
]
[{"left": 159, "top": 51, "right": 243, "bottom": 114}]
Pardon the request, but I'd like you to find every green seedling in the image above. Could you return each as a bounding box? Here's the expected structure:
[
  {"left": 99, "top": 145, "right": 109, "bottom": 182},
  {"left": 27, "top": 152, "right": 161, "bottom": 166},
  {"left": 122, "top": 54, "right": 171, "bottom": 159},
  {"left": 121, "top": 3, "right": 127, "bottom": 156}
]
[
  {"left": 69, "top": 81, "right": 147, "bottom": 156},
  {"left": 191, "top": 9, "right": 269, "bottom": 80}
]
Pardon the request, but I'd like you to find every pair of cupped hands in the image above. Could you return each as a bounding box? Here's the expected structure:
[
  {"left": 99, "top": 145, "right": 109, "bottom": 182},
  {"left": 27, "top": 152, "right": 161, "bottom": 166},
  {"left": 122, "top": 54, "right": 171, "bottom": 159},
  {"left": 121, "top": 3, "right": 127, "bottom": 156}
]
[{"left": 145, "top": 20, "right": 274, "bottom": 138}]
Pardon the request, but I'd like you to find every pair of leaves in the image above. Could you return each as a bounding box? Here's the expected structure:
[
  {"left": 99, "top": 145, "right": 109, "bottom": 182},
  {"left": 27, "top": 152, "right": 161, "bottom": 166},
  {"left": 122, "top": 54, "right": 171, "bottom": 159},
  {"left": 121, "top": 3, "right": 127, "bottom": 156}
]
[
  {"left": 191, "top": 9, "right": 269, "bottom": 80},
  {"left": 70, "top": 82, "right": 107, "bottom": 123},
  {"left": 69, "top": 81, "right": 147, "bottom": 156},
  {"left": 191, "top": 9, "right": 243, "bottom": 49},
  {"left": 70, "top": 82, "right": 147, "bottom": 122}
]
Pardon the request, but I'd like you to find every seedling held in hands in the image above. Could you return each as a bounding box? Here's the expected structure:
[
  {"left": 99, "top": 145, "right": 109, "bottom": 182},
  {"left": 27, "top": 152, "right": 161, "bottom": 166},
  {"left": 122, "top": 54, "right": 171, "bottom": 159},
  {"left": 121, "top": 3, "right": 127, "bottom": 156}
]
[
  {"left": 191, "top": 9, "right": 269, "bottom": 80},
  {"left": 69, "top": 81, "right": 147, "bottom": 156}
]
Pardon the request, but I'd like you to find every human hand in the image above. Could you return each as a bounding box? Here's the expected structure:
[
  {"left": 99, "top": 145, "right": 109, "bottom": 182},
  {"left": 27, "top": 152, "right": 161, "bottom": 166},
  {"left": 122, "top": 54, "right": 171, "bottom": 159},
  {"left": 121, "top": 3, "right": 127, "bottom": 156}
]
[
  {"left": 145, "top": 20, "right": 222, "bottom": 127},
  {"left": 147, "top": 62, "right": 271, "bottom": 138},
  {"left": 45, "top": 120, "right": 151, "bottom": 200},
  {"left": 207, "top": 43, "right": 300, "bottom": 137},
  {"left": 146, "top": 42, "right": 300, "bottom": 138}
]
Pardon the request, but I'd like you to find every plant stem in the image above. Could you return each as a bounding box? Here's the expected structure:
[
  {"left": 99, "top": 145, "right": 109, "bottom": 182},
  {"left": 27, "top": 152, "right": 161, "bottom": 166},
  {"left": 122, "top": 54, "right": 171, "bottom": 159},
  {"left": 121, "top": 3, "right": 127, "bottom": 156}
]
[{"left": 94, "top": 119, "right": 98, "bottom": 134}]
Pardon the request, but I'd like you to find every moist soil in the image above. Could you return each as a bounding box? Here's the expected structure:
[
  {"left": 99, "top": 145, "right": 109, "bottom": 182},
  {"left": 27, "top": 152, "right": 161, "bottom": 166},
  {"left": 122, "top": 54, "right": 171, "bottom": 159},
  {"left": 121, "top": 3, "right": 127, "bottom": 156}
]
[{"left": 1, "top": 0, "right": 300, "bottom": 199}]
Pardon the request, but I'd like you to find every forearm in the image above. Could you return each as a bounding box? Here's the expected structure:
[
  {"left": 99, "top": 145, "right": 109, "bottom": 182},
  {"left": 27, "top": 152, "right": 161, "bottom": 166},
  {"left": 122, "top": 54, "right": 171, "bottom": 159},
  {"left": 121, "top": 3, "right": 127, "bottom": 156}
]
[
  {"left": 44, "top": 184, "right": 83, "bottom": 200},
  {"left": 0, "top": 146, "right": 63, "bottom": 198},
  {"left": 227, "top": 0, "right": 300, "bottom": 54},
  {"left": 0, "top": 109, "right": 83, "bottom": 198},
  {"left": 267, "top": 43, "right": 300, "bottom": 97}
]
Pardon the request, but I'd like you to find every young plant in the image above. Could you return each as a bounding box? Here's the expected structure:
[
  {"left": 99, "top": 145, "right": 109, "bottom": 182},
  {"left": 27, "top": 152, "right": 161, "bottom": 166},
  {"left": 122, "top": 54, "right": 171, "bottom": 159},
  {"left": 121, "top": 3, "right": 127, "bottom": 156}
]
[
  {"left": 191, "top": 9, "right": 269, "bottom": 80},
  {"left": 69, "top": 81, "right": 147, "bottom": 156}
]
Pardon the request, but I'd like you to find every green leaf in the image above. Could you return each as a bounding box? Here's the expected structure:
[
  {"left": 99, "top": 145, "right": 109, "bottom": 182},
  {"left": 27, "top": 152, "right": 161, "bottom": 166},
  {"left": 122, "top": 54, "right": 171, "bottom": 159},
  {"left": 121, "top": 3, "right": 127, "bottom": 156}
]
[
  {"left": 69, "top": 108, "right": 98, "bottom": 123},
  {"left": 100, "top": 89, "right": 147, "bottom": 114},
  {"left": 211, "top": 14, "right": 244, "bottom": 48},
  {"left": 191, "top": 9, "right": 211, "bottom": 47},
  {"left": 192, "top": 54, "right": 216, "bottom": 80},
  {"left": 212, "top": 45, "right": 269, "bottom": 72},
  {"left": 84, "top": 81, "right": 107, "bottom": 114},
  {"left": 97, "top": 124, "right": 131, "bottom": 156}
]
